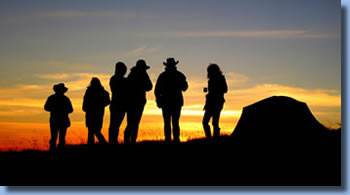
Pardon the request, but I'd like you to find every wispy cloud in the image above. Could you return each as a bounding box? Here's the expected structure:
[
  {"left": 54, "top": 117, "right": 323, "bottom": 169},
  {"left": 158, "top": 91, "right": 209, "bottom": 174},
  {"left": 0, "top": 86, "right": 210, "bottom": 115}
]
[
  {"left": 2, "top": 10, "right": 158, "bottom": 23},
  {"left": 44, "top": 10, "right": 159, "bottom": 20},
  {"left": 120, "top": 45, "right": 162, "bottom": 59},
  {"left": 164, "top": 30, "right": 339, "bottom": 39},
  {"left": 0, "top": 72, "right": 341, "bottom": 127},
  {"left": 36, "top": 73, "right": 72, "bottom": 80},
  {"left": 46, "top": 11, "right": 125, "bottom": 18}
]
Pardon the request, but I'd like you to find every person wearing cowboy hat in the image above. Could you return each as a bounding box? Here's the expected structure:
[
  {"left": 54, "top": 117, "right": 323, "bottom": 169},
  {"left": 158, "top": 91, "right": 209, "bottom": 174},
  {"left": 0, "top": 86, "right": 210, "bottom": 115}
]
[
  {"left": 124, "top": 59, "right": 153, "bottom": 144},
  {"left": 155, "top": 58, "right": 188, "bottom": 142},
  {"left": 44, "top": 83, "right": 73, "bottom": 151}
]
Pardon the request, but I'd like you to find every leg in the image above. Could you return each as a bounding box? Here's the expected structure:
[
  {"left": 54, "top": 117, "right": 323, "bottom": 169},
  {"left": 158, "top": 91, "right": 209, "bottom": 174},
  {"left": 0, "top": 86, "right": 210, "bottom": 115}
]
[
  {"left": 58, "top": 127, "right": 67, "bottom": 149},
  {"left": 88, "top": 127, "right": 95, "bottom": 145},
  {"left": 202, "top": 110, "right": 212, "bottom": 138},
  {"left": 124, "top": 115, "right": 131, "bottom": 144},
  {"left": 212, "top": 108, "right": 222, "bottom": 138},
  {"left": 162, "top": 108, "right": 172, "bottom": 142},
  {"left": 172, "top": 107, "right": 181, "bottom": 142},
  {"left": 49, "top": 126, "right": 59, "bottom": 151},
  {"left": 124, "top": 109, "right": 136, "bottom": 144},
  {"left": 109, "top": 110, "right": 126, "bottom": 144},
  {"left": 95, "top": 128, "right": 107, "bottom": 144},
  {"left": 130, "top": 105, "right": 145, "bottom": 143}
]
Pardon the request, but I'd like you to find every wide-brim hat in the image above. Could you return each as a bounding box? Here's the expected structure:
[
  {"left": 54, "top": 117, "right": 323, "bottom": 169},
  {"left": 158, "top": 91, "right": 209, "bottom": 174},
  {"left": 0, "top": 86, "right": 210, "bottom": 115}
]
[
  {"left": 163, "top": 58, "right": 179, "bottom": 66},
  {"left": 53, "top": 83, "right": 68, "bottom": 93},
  {"left": 136, "top": 59, "right": 150, "bottom": 70}
]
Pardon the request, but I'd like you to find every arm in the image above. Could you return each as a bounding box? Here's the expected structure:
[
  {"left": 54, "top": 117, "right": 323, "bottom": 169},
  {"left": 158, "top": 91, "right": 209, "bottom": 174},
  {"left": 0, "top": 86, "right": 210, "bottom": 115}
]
[
  {"left": 104, "top": 91, "right": 111, "bottom": 107},
  {"left": 154, "top": 76, "right": 161, "bottom": 100},
  {"left": 82, "top": 91, "right": 88, "bottom": 112},
  {"left": 180, "top": 73, "right": 188, "bottom": 92},
  {"left": 222, "top": 76, "right": 228, "bottom": 94},
  {"left": 144, "top": 72, "right": 153, "bottom": 92},
  {"left": 68, "top": 98, "right": 73, "bottom": 114},
  {"left": 109, "top": 77, "right": 114, "bottom": 93},
  {"left": 44, "top": 96, "right": 52, "bottom": 112},
  {"left": 154, "top": 76, "right": 163, "bottom": 108}
]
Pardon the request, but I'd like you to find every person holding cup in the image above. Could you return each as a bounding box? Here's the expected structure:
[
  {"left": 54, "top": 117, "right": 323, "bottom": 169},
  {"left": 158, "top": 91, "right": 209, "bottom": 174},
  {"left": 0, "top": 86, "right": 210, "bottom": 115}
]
[{"left": 202, "top": 64, "right": 228, "bottom": 138}]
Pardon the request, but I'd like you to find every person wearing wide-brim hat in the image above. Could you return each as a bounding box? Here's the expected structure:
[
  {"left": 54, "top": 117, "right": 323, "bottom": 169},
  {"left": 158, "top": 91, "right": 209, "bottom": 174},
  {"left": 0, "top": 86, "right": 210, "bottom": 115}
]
[
  {"left": 124, "top": 59, "right": 153, "bottom": 144},
  {"left": 155, "top": 57, "right": 188, "bottom": 142},
  {"left": 53, "top": 83, "right": 68, "bottom": 94},
  {"left": 163, "top": 58, "right": 179, "bottom": 66},
  {"left": 44, "top": 83, "right": 73, "bottom": 151},
  {"left": 135, "top": 59, "right": 150, "bottom": 70}
]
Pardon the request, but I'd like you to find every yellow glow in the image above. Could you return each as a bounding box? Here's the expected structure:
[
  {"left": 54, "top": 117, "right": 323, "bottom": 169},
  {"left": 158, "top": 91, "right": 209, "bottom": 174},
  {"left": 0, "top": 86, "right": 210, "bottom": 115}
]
[
  {"left": 144, "top": 109, "right": 241, "bottom": 117},
  {"left": 0, "top": 73, "right": 341, "bottom": 151}
]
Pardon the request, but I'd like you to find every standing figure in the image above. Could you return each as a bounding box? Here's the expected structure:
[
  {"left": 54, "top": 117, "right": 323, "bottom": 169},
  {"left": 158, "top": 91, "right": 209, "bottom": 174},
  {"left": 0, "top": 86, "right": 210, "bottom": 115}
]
[
  {"left": 202, "top": 64, "right": 228, "bottom": 138},
  {"left": 124, "top": 60, "right": 153, "bottom": 143},
  {"left": 109, "top": 62, "right": 128, "bottom": 144},
  {"left": 155, "top": 58, "right": 188, "bottom": 142},
  {"left": 44, "top": 83, "right": 73, "bottom": 151},
  {"left": 83, "top": 77, "right": 110, "bottom": 145}
]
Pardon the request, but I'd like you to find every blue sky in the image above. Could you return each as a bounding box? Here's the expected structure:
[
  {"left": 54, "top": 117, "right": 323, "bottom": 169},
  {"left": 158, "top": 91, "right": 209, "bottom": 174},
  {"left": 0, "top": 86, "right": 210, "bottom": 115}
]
[{"left": 0, "top": 0, "right": 340, "bottom": 89}]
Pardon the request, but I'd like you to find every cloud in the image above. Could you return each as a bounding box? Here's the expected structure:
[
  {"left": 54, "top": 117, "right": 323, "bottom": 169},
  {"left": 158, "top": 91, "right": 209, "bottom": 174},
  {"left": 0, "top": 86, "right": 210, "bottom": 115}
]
[
  {"left": 36, "top": 73, "right": 73, "bottom": 80},
  {"left": 46, "top": 11, "right": 121, "bottom": 18},
  {"left": 226, "top": 84, "right": 341, "bottom": 109},
  {"left": 225, "top": 72, "right": 249, "bottom": 87},
  {"left": 0, "top": 72, "right": 341, "bottom": 151},
  {"left": 44, "top": 10, "right": 158, "bottom": 20},
  {"left": 2, "top": 10, "right": 158, "bottom": 24},
  {"left": 164, "top": 30, "right": 339, "bottom": 39},
  {"left": 0, "top": 72, "right": 341, "bottom": 127},
  {"left": 35, "top": 72, "right": 110, "bottom": 91},
  {"left": 120, "top": 45, "right": 162, "bottom": 59}
]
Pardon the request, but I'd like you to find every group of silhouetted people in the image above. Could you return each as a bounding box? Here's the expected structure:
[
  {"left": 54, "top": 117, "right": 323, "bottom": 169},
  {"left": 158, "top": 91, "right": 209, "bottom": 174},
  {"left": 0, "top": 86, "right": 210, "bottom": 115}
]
[{"left": 44, "top": 58, "right": 228, "bottom": 151}]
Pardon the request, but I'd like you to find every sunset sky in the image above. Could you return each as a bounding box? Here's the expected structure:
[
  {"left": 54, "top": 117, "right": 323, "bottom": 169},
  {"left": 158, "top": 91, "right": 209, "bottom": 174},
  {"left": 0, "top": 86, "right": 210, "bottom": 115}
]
[{"left": 0, "top": 0, "right": 341, "bottom": 151}]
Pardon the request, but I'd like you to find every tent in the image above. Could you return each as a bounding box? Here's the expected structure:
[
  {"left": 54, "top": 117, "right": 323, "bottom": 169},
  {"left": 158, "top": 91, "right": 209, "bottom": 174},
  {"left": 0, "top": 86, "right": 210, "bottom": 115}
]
[{"left": 231, "top": 96, "right": 328, "bottom": 140}]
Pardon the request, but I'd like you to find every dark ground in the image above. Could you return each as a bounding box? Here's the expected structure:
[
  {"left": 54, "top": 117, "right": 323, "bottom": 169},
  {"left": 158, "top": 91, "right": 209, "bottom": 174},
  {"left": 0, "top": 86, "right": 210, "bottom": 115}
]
[{"left": 0, "top": 134, "right": 341, "bottom": 186}]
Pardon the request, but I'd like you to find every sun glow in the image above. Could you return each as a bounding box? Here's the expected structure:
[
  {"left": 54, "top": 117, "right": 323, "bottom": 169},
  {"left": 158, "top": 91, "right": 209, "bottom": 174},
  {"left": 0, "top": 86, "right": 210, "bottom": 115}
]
[{"left": 0, "top": 73, "right": 341, "bottom": 151}]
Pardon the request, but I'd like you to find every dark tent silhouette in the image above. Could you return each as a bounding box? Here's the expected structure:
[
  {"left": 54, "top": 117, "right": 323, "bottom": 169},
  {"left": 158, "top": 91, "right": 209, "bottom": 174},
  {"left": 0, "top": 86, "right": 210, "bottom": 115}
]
[
  {"left": 231, "top": 96, "right": 331, "bottom": 142},
  {"left": 229, "top": 96, "right": 340, "bottom": 185}
]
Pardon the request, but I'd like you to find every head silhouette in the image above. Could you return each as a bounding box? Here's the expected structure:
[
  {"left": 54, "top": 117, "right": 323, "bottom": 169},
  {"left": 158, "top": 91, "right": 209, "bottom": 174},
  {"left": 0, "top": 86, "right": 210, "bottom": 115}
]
[
  {"left": 135, "top": 59, "right": 150, "bottom": 70},
  {"left": 89, "top": 77, "right": 103, "bottom": 89},
  {"left": 163, "top": 58, "right": 179, "bottom": 67},
  {"left": 207, "top": 64, "right": 223, "bottom": 79},
  {"left": 53, "top": 83, "right": 68, "bottom": 94},
  {"left": 115, "top": 62, "right": 127, "bottom": 77}
]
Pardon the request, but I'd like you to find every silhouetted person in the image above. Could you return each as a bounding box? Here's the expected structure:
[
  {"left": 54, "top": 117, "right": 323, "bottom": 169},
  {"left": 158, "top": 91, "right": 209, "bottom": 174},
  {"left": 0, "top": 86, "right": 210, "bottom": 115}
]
[
  {"left": 83, "top": 77, "right": 110, "bottom": 145},
  {"left": 44, "top": 83, "right": 73, "bottom": 151},
  {"left": 109, "top": 62, "right": 128, "bottom": 144},
  {"left": 155, "top": 58, "right": 188, "bottom": 142},
  {"left": 124, "top": 60, "right": 153, "bottom": 143},
  {"left": 202, "top": 64, "right": 227, "bottom": 138}
]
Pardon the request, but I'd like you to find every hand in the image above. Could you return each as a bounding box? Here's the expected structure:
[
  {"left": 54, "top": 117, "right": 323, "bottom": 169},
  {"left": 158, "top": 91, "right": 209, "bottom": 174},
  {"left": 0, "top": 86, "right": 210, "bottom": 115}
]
[{"left": 156, "top": 100, "right": 162, "bottom": 108}]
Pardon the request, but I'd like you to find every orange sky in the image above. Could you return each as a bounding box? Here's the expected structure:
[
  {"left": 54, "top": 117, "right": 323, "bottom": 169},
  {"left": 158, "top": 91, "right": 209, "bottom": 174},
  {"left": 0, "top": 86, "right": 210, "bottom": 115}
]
[{"left": 0, "top": 73, "right": 341, "bottom": 151}]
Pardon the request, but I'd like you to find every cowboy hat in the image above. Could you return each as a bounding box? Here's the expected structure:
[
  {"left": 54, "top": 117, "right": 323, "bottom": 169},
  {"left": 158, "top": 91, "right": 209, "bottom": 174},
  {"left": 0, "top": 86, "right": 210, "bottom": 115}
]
[
  {"left": 136, "top": 59, "right": 150, "bottom": 70},
  {"left": 53, "top": 83, "right": 68, "bottom": 94},
  {"left": 163, "top": 58, "right": 179, "bottom": 66}
]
